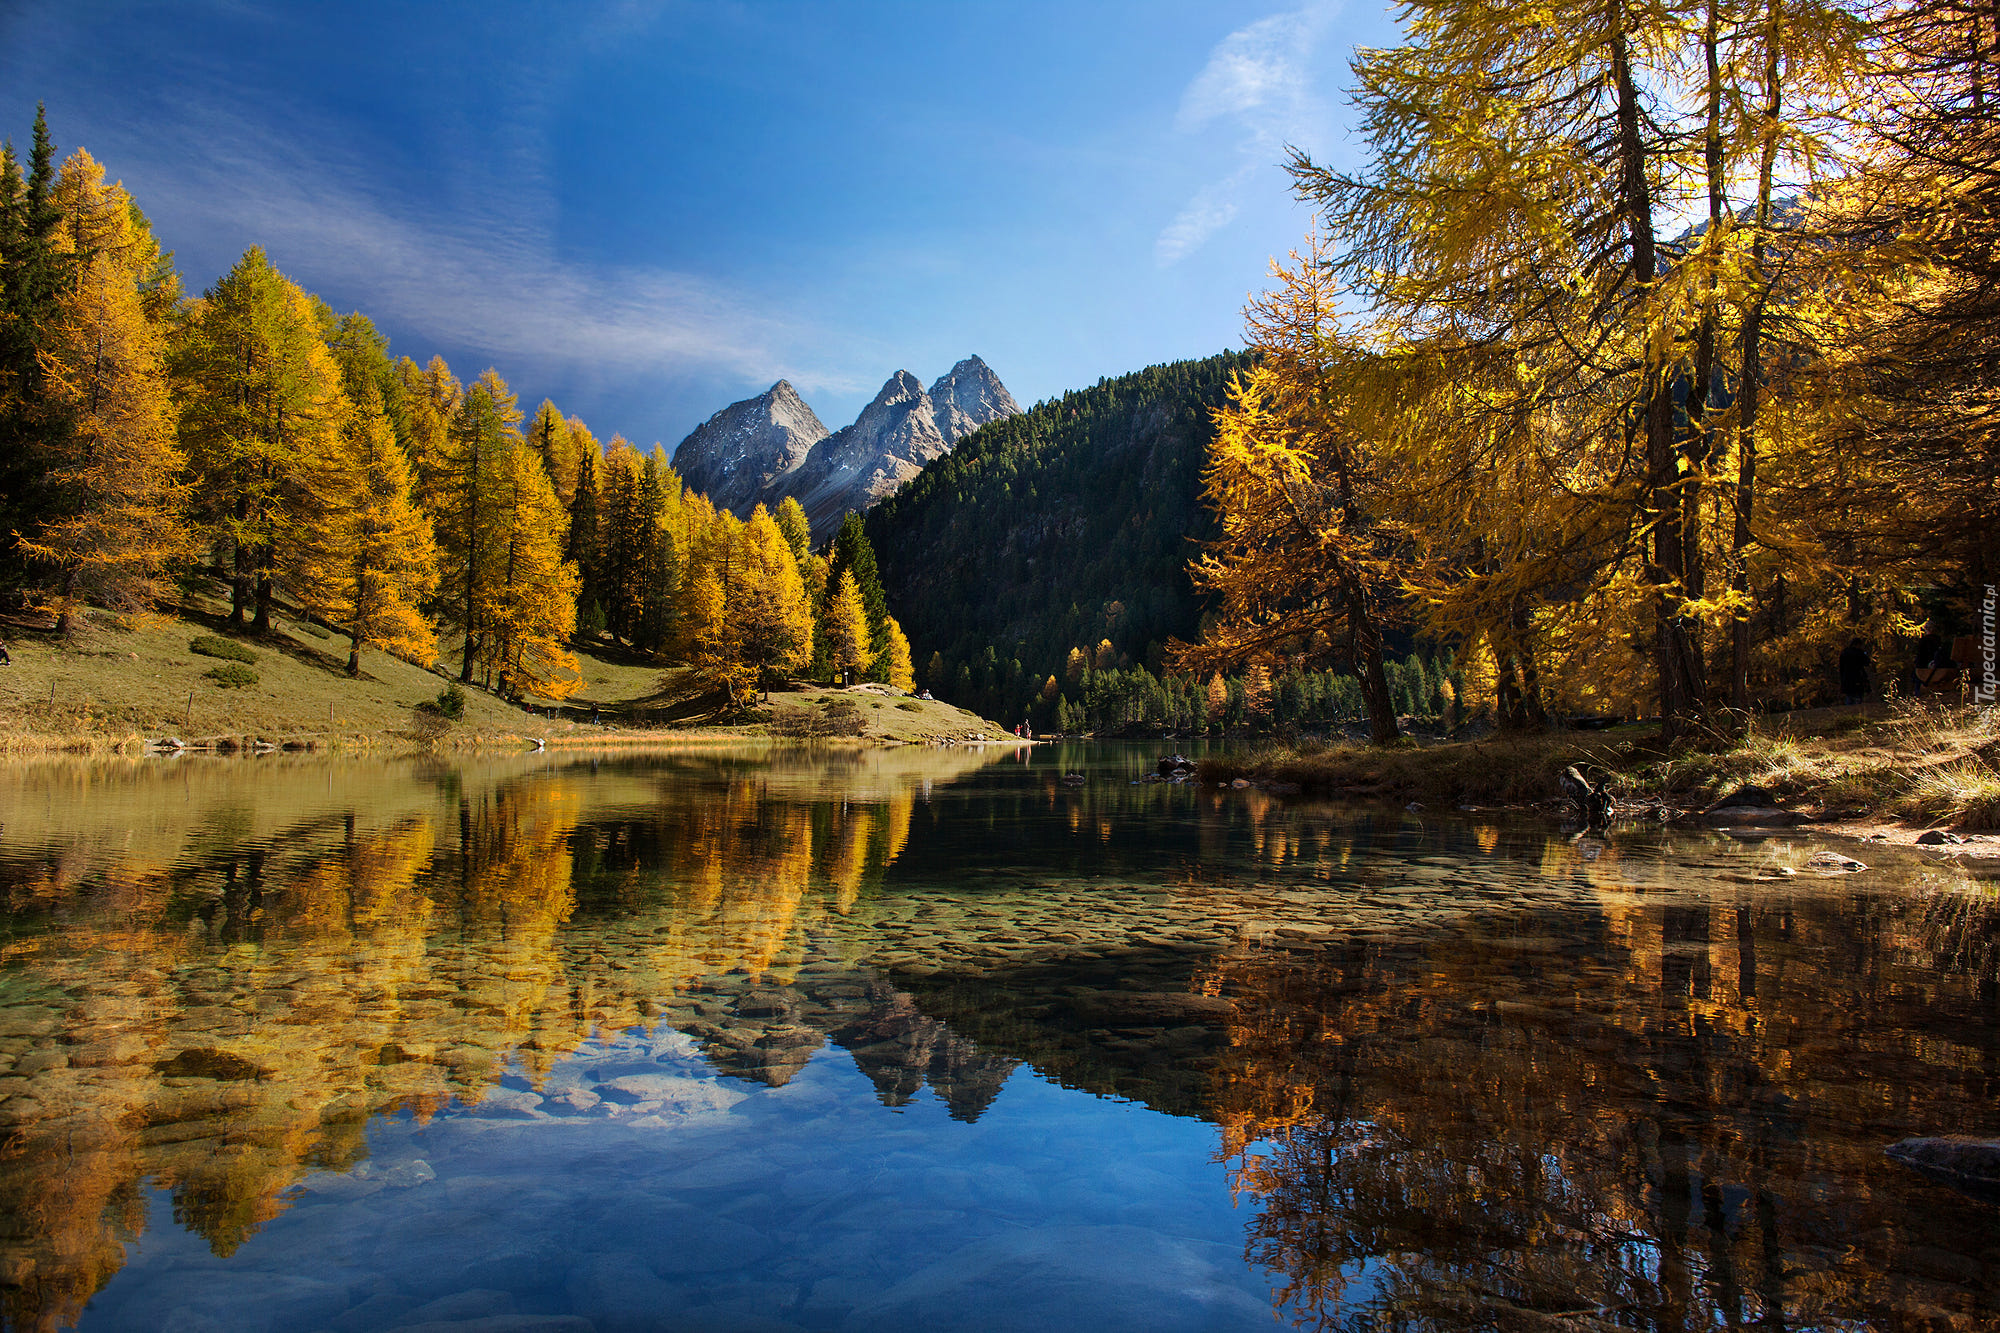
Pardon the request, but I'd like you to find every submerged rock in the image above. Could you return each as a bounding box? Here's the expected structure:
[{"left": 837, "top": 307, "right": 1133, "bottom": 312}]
[
  {"left": 1697, "top": 806, "right": 1803, "bottom": 827},
  {"left": 153, "top": 1048, "right": 267, "bottom": 1081},
  {"left": 1885, "top": 1136, "right": 2000, "bottom": 1203}
]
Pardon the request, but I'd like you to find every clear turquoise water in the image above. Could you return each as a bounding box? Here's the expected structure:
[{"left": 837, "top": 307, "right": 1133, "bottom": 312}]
[{"left": 1, "top": 744, "right": 1997, "bottom": 1330}]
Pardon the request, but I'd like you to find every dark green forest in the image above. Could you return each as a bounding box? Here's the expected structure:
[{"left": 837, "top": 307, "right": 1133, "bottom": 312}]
[
  {"left": 866, "top": 353, "right": 1245, "bottom": 722},
  {"left": 865, "top": 351, "right": 1464, "bottom": 735}
]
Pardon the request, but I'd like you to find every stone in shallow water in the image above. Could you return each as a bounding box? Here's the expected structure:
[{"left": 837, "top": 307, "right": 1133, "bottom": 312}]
[
  {"left": 154, "top": 1047, "right": 267, "bottom": 1080},
  {"left": 1886, "top": 1136, "right": 2000, "bottom": 1203},
  {"left": 544, "top": 1086, "right": 601, "bottom": 1114},
  {"left": 468, "top": 1087, "right": 547, "bottom": 1120},
  {"left": 378, "top": 1312, "right": 588, "bottom": 1320},
  {"left": 142, "top": 1272, "right": 350, "bottom": 1333},
  {"left": 297, "top": 1157, "right": 437, "bottom": 1199},
  {"left": 393, "top": 1287, "right": 517, "bottom": 1322}
]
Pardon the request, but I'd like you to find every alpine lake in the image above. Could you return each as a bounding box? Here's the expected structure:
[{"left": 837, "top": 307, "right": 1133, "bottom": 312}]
[{"left": 1, "top": 743, "right": 1997, "bottom": 1333}]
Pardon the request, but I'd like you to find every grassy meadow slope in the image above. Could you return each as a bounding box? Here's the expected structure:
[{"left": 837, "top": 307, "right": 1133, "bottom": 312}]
[{"left": 0, "top": 589, "right": 1013, "bottom": 756}]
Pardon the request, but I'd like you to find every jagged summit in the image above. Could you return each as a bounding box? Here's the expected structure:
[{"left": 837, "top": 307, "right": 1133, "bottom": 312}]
[
  {"left": 929, "top": 356, "right": 1020, "bottom": 446},
  {"left": 779, "top": 370, "right": 951, "bottom": 544},
  {"left": 671, "top": 379, "right": 829, "bottom": 520},
  {"left": 671, "top": 356, "right": 1019, "bottom": 544}
]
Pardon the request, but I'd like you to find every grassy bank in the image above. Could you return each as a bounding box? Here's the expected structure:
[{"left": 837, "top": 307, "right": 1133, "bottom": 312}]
[
  {"left": 0, "top": 598, "right": 1014, "bottom": 757},
  {"left": 1198, "top": 699, "right": 2000, "bottom": 832}
]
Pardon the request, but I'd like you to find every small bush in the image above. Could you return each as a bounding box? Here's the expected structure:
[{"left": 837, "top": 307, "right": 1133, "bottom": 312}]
[
  {"left": 204, "top": 662, "right": 259, "bottom": 688},
  {"left": 897, "top": 701, "right": 921, "bottom": 712},
  {"left": 411, "top": 682, "right": 467, "bottom": 727},
  {"left": 190, "top": 635, "right": 257, "bottom": 665}
]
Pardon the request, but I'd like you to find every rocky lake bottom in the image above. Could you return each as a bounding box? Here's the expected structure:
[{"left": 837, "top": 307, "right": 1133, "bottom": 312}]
[{"left": 0, "top": 744, "right": 1997, "bottom": 1331}]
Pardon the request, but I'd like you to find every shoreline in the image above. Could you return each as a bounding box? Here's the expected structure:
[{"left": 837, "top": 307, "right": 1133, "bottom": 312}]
[{"left": 1193, "top": 702, "right": 1999, "bottom": 859}]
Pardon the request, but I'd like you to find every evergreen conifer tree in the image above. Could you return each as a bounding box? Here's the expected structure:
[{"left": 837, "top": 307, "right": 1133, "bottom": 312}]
[
  {"left": 565, "top": 449, "right": 602, "bottom": 637},
  {"left": 438, "top": 368, "right": 522, "bottom": 681}
]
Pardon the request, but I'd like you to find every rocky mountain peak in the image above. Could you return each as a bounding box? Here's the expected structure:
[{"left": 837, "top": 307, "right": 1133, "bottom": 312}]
[
  {"left": 671, "top": 379, "right": 830, "bottom": 520},
  {"left": 929, "top": 356, "right": 1021, "bottom": 447},
  {"left": 675, "top": 356, "right": 1021, "bottom": 543},
  {"left": 875, "top": 369, "right": 926, "bottom": 403}
]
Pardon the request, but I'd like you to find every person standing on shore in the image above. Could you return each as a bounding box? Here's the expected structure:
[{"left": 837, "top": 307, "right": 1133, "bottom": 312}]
[
  {"left": 1913, "top": 618, "right": 1956, "bottom": 694},
  {"left": 1839, "top": 637, "right": 1869, "bottom": 705}
]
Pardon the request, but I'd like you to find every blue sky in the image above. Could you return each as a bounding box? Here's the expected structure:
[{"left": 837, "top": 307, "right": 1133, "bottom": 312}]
[{"left": 1, "top": 1, "right": 1396, "bottom": 455}]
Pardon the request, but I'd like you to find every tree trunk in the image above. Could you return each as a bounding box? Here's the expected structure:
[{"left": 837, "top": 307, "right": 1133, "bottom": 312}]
[
  {"left": 253, "top": 564, "right": 273, "bottom": 634},
  {"left": 228, "top": 499, "right": 252, "bottom": 631},
  {"left": 1497, "top": 654, "right": 1526, "bottom": 731},
  {"left": 1682, "top": 0, "right": 1727, "bottom": 618},
  {"left": 1730, "top": 0, "right": 1784, "bottom": 711},
  {"left": 460, "top": 434, "right": 482, "bottom": 683},
  {"left": 53, "top": 567, "right": 79, "bottom": 637},
  {"left": 1611, "top": 6, "right": 1703, "bottom": 738},
  {"left": 1345, "top": 573, "right": 1400, "bottom": 744}
]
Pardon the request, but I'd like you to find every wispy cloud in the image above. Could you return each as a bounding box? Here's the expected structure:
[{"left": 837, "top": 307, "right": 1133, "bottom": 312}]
[
  {"left": 1155, "top": 3, "right": 1339, "bottom": 267},
  {"left": 89, "top": 89, "right": 870, "bottom": 410},
  {"left": 1155, "top": 169, "right": 1251, "bottom": 266}
]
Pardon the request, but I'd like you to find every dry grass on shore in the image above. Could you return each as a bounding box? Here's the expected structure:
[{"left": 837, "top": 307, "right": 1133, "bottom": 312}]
[
  {"left": 0, "top": 599, "right": 1013, "bottom": 758},
  {"left": 1202, "top": 699, "right": 2000, "bottom": 830}
]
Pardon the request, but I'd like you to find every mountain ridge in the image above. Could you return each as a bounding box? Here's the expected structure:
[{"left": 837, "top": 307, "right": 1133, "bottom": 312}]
[{"left": 673, "top": 356, "right": 1019, "bottom": 544}]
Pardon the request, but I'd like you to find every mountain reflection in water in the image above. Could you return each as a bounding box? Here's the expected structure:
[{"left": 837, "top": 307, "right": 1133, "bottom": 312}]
[{"left": 0, "top": 745, "right": 1996, "bottom": 1331}]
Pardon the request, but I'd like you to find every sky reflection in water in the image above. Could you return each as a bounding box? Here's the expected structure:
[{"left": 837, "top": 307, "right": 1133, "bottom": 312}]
[{"left": 0, "top": 744, "right": 1996, "bottom": 1331}]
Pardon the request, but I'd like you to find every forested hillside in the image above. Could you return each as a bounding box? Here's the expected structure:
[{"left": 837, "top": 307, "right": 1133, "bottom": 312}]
[
  {"left": 0, "top": 108, "right": 908, "bottom": 715},
  {"left": 865, "top": 352, "right": 1250, "bottom": 724}
]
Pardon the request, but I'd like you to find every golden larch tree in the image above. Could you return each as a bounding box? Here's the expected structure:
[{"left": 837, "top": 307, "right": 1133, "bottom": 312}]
[
  {"left": 478, "top": 440, "right": 581, "bottom": 698},
  {"left": 735, "top": 505, "right": 815, "bottom": 700},
  {"left": 880, "top": 616, "right": 915, "bottom": 691},
  {"left": 21, "top": 150, "right": 190, "bottom": 632},
  {"left": 171, "top": 246, "right": 344, "bottom": 632},
  {"left": 825, "top": 569, "right": 874, "bottom": 686},
  {"left": 287, "top": 374, "right": 439, "bottom": 674}
]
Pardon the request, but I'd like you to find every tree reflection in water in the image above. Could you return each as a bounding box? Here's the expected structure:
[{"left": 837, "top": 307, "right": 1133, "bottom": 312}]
[
  {"left": 1202, "top": 841, "right": 2000, "bottom": 1330},
  {"left": 0, "top": 750, "right": 971, "bottom": 1333},
  {"left": 0, "top": 752, "right": 1995, "bottom": 1331}
]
